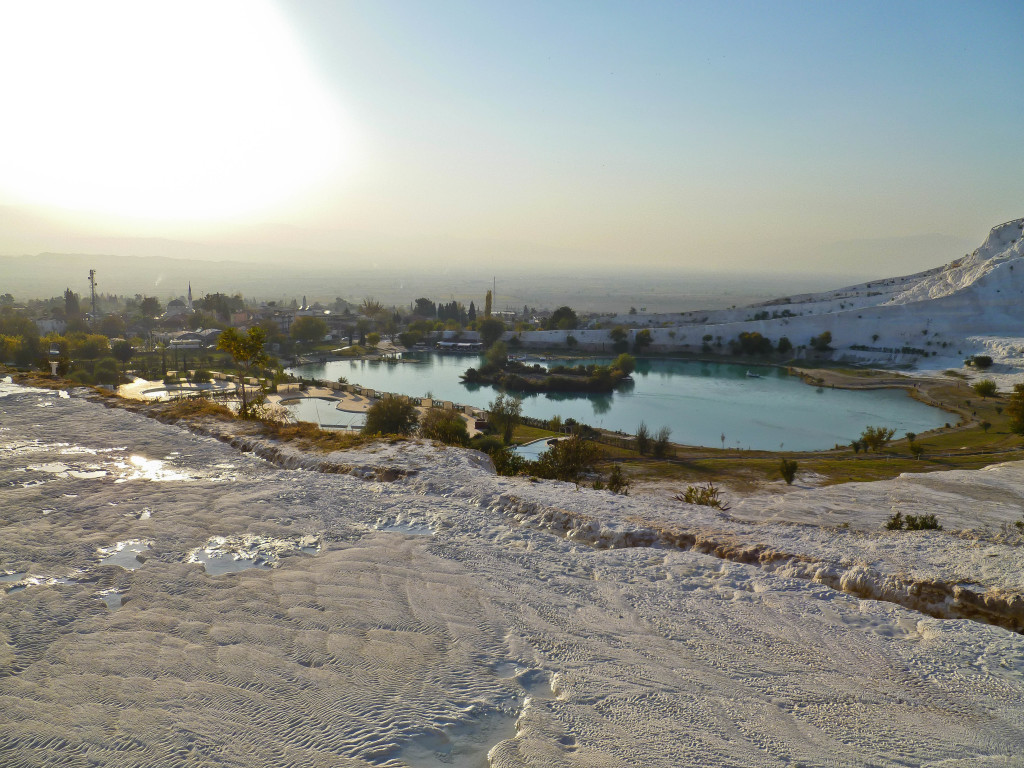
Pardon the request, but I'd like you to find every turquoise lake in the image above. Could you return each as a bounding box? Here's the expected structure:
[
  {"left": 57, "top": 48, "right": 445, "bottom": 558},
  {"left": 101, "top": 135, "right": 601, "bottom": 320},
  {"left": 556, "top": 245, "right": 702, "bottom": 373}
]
[{"left": 288, "top": 354, "right": 949, "bottom": 451}]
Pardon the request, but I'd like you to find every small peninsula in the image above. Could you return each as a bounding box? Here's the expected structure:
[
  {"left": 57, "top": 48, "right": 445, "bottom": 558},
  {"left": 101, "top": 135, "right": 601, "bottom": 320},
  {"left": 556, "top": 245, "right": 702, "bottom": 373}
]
[{"left": 462, "top": 348, "right": 636, "bottom": 393}]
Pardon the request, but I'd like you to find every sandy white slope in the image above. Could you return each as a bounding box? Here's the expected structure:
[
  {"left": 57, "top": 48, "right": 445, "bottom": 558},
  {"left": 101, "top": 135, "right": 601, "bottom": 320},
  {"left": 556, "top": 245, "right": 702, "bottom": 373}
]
[
  {"left": 516, "top": 217, "right": 1024, "bottom": 386},
  {"left": 2, "top": 380, "right": 1024, "bottom": 766}
]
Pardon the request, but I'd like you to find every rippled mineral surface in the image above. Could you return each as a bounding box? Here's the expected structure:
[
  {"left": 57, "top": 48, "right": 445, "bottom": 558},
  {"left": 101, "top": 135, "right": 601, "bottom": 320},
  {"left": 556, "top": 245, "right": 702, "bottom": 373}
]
[{"left": 2, "top": 378, "right": 1023, "bottom": 767}]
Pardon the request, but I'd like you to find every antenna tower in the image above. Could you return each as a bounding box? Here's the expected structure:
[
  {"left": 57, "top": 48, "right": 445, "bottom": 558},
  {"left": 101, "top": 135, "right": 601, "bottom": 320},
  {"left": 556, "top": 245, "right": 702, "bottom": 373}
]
[{"left": 88, "top": 269, "right": 97, "bottom": 318}]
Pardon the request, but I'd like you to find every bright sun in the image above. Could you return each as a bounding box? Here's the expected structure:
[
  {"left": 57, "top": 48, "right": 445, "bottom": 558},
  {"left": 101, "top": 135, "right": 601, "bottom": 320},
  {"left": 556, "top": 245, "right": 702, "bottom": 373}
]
[{"left": 0, "top": 0, "right": 353, "bottom": 222}]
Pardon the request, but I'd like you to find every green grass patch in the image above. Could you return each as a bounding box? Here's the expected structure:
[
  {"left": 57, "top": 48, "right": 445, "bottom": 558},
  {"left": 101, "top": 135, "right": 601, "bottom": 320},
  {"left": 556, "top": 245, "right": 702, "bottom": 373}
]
[{"left": 511, "top": 424, "right": 561, "bottom": 444}]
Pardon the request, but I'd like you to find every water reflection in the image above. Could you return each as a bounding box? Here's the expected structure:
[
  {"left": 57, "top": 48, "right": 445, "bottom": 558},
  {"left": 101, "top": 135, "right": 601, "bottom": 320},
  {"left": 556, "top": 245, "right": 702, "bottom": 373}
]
[{"left": 289, "top": 353, "right": 948, "bottom": 451}]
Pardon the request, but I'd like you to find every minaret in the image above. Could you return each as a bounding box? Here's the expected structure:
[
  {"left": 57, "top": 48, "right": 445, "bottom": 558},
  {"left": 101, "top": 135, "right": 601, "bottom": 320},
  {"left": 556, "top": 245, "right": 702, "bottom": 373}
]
[{"left": 186, "top": 283, "right": 193, "bottom": 312}]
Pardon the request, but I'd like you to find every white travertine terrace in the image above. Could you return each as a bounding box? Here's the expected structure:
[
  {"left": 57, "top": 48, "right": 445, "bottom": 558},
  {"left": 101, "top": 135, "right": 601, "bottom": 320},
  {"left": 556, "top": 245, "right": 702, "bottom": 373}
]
[{"left": 1, "top": 377, "right": 1024, "bottom": 766}]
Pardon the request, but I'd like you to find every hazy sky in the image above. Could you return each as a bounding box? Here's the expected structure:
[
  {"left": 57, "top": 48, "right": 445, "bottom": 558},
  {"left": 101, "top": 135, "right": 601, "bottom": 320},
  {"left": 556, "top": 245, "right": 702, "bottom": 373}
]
[{"left": 1, "top": 1, "right": 1022, "bottom": 276}]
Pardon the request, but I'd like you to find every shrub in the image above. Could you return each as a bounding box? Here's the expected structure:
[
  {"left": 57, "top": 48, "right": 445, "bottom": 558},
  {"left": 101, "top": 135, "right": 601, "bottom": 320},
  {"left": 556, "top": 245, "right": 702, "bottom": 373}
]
[
  {"left": 886, "top": 511, "right": 942, "bottom": 530},
  {"left": 885, "top": 512, "right": 904, "bottom": 530},
  {"left": 1007, "top": 383, "right": 1024, "bottom": 435},
  {"left": 607, "top": 464, "right": 630, "bottom": 495},
  {"left": 488, "top": 393, "right": 522, "bottom": 444},
  {"left": 612, "top": 353, "right": 636, "bottom": 376},
  {"left": 652, "top": 426, "right": 672, "bottom": 459},
  {"left": 675, "top": 483, "right": 729, "bottom": 511},
  {"left": 93, "top": 357, "right": 121, "bottom": 385},
  {"left": 533, "top": 435, "right": 600, "bottom": 488},
  {"left": 905, "top": 513, "right": 942, "bottom": 530},
  {"left": 398, "top": 331, "right": 423, "bottom": 348},
  {"left": 67, "top": 369, "right": 95, "bottom": 385},
  {"left": 972, "top": 379, "right": 998, "bottom": 398},
  {"left": 610, "top": 326, "right": 629, "bottom": 354},
  {"left": 859, "top": 425, "right": 895, "bottom": 452},
  {"left": 419, "top": 407, "right": 469, "bottom": 446},
  {"left": 192, "top": 369, "right": 213, "bottom": 383},
  {"left": 779, "top": 458, "right": 797, "bottom": 485},
  {"left": 488, "top": 445, "right": 527, "bottom": 476},
  {"left": 635, "top": 421, "right": 651, "bottom": 455},
  {"left": 363, "top": 395, "right": 419, "bottom": 436},
  {"left": 809, "top": 331, "right": 832, "bottom": 351},
  {"left": 970, "top": 355, "right": 993, "bottom": 369},
  {"left": 909, "top": 442, "right": 925, "bottom": 459}
]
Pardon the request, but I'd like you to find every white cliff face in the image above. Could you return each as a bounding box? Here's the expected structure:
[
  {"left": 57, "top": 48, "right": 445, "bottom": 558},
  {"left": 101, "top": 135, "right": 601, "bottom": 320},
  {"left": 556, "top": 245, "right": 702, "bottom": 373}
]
[
  {"left": 2, "top": 379, "right": 1024, "bottom": 766},
  {"left": 516, "top": 217, "right": 1024, "bottom": 380},
  {"left": 887, "top": 219, "right": 1024, "bottom": 304}
]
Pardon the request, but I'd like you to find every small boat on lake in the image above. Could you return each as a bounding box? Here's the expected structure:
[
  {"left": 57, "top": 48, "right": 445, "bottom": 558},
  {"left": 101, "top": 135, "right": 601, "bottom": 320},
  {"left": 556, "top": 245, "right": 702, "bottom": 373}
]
[{"left": 745, "top": 370, "right": 763, "bottom": 379}]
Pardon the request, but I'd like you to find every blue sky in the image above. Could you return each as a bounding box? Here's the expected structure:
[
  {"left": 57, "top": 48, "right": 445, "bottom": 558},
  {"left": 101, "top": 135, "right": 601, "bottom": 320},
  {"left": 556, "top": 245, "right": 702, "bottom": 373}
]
[{"left": 1, "top": 1, "right": 1022, "bottom": 275}]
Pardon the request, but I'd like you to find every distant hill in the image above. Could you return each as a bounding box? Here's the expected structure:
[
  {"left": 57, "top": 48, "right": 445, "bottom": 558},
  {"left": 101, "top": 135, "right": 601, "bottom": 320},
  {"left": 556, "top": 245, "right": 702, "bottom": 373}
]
[{"left": 517, "top": 217, "right": 1024, "bottom": 369}]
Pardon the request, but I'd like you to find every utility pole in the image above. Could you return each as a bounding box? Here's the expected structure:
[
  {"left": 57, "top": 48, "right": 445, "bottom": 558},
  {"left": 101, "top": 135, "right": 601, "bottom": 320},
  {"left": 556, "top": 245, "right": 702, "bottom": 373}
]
[{"left": 88, "top": 269, "right": 97, "bottom": 319}]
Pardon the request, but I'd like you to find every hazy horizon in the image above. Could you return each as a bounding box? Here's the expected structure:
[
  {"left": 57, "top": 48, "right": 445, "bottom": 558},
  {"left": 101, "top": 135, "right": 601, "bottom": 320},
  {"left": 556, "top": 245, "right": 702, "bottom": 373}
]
[{"left": 1, "top": 1, "right": 1021, "bottom": 279}]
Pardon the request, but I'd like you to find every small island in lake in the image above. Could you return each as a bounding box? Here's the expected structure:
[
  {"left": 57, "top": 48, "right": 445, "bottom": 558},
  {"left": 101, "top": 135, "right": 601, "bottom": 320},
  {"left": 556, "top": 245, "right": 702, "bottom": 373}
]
[{"left": 462, "top": 346, "right": 636, "bottom": 393}]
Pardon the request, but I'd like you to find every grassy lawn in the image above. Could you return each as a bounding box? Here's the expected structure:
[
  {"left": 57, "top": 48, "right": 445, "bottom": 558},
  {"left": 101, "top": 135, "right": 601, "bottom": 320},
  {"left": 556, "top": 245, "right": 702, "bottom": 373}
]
[{"left": 511, "top": 424, "right": 561, "bottom": 444}]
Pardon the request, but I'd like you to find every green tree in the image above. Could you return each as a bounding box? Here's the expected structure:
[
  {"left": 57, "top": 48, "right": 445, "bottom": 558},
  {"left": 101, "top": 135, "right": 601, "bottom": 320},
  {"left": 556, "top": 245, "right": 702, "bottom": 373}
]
[
  {"left": 534, "top": 434, "right": 599, "bottom": 488},
  {"left": 607, "top": 463, "right": 630, "bottom": 495},
  {"left": 217, "top": 326, "right": 269, "bottom": 418},
  {"left": 291, "top": 316, "right": 329, "bottom": 346},
  {"left": 488, "top": 393, "right": 522, "bottom": 444},
  {"left": 139, "top": 296, "right": 162, "bottom": 319},
  {"left": 484, "top": 340, "right": 508, "bottom": 370},
  {"left": 94, "top": 357, "right": 120, "bottom": 386},
  {"left": 777, "top": 336, "right": 793, "bottom": 354},
  {"left": 733, "top": 331, "right": 772, "bottom": 355},
  {"left": 70, "top": 334, "right": 111, "bottom": 359},
  {"left": 484, "top": 290, "right": 492, "bottom": 317},
  {"left": 366, "top": 332, "right": 381, "bottom": 348},
  {"left": 359, "top": 298, "right": 385, "bottom": 319},
  {"left": 633, "top": 329, "right": 652, "bottom": 353},
  {"left": 478, "top": 317, "right": 505, "bottom": 349},
  {"left": 972, "top": 379, "right": 997, "bottom": 398},
  {"left": 859, "top": 425, "right": 896, "bottom": 452},
  {"left": 1007, "top": 383, "right": 1024, "bottom": 434},
  {"left": 545, "top": 306, "right": 578, "bottom": 330},
  {"left": 612, "top": 353, "right": 635, "bottom": 376},
  {"left": 99, "top": 314, "right": 126, "bottom": 338},
  {"left": 399, "top": 330, "right": 423, "bottom": 348},
  {"left": 111, "top": 339, "right": 133, "bottom": 376},
  {"left": 610, "top": 325, "right": 629, "bottom": 354},
  {"left": 635, "top": 421, "right": 651, "bottom": 455},
  {"left": 652, "top": 426, "right": 672, "bottom": 458},
  {"left": 419, "top": 407, "right": 469, "bottom": 445},
  {"left": 413, "top": 298, "right": 436, "bottom": 317},
  {"left": 64, "top": 288, "right": 81, "bottom": 319},
  {"left": 0, "top": 334, "right": 21, "bottom": 363},
  {"left": 810, "top": 331, "right": 832, "bottom": 351},
  {"left": 363, "top": 395, "right": 419, "bottom": 436},
  {"left": 779, "top": 458, "right": 797, "bottom": 485}
]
